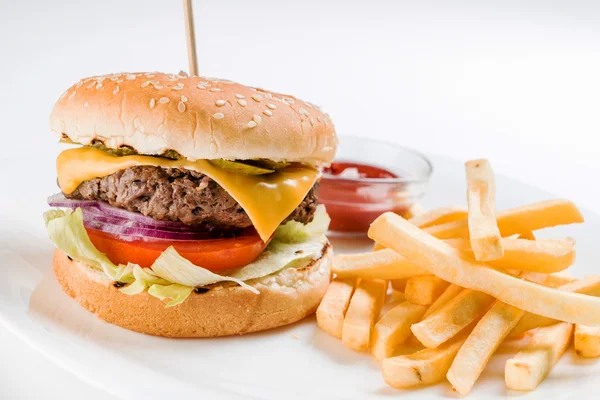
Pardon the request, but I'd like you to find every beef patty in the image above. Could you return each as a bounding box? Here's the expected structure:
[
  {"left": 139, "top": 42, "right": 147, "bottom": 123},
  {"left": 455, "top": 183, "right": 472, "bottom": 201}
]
[{"left": 66, "top": 166, "right": 318, "bottom": 229}]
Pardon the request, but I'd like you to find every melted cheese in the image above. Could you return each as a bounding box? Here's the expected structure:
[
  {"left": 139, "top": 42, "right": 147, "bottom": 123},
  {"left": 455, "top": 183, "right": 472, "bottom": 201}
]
[{"left": 56, "top": 147, "right": 319, "bottom": 241}]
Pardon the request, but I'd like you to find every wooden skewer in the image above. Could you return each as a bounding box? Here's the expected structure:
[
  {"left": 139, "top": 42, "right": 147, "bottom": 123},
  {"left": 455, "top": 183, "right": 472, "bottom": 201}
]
[{"left": 183, "top": 0, "right": 199, "bottom": 76}]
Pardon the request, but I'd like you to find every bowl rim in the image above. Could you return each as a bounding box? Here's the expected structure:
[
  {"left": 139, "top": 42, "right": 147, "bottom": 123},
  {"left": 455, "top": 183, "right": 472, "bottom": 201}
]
[{"left": 323, "top": 135, "right": 434, "bottom": 184}]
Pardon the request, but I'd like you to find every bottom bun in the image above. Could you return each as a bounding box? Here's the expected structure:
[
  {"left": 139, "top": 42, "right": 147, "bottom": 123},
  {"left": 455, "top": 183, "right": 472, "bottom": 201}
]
[{"left": 52, "top": 243, "right": 332, "bottom": 337}]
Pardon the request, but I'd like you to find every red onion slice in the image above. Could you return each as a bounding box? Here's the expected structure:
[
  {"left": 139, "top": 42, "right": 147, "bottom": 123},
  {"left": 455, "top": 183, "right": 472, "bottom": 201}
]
[
  {"left": 48, "top": 193, "right": 203, "bottom": 230},
  {"left": 47, "top": 193, "right": 224, "bottom": 241}
]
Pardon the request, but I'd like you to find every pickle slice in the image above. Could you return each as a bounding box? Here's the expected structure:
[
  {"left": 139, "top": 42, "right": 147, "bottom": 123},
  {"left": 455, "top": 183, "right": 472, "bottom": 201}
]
[{"left": 208, "top": 159, "right": 275, "bottom": 175}]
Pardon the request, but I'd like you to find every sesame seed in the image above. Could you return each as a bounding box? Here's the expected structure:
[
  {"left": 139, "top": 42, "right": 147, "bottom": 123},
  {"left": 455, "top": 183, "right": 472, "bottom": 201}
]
[
  {"left": 266, "top": 103, "right": 276, "bottom": 110},
  {"left": 213, "top": 112, "right": 225, "bottom": 119},
  {"left": 153, "top": 84, "right": 164, "bottom": 89},
  {"left": 178, "top": 101, "right": 186, "bottom": 112},
  {"left": 251, "top": 94, "right": 262, "bottom": 102},
  {"left": 75, "top": 81, "right": 83, "bottom": 88},
  {"left": 172, "top": 84, "right": 184, "bottom": 91},
  {"left": 159, "top": 97, "right": 170, "bottom": 104},
  {"left": 113, "top": 86, "right": 120, "bottom": 94},
  {"left": 210, "top": 88, "right": 222, "bottom": 92},
  {"left": 144, "top": 73, "right": 155, "bottom": 77},
  {"left": 141, "top": 81, "right": 150, "bottom": 88},
  {"left": 96, "top": 76, "right": 106, "bottom": 82},
  {"left": 181, "top": 95, "right": 188, "bottom": 102},
  {"left": 86, "top": 81, "right": 96, "bottom": 89},
  {"left": 247, "top": 121, "right": 257, "bottom": 128},
  {"left": 133, "top": 118, "right": 141, "bottom": 128},
  {"left": 263, "top": 109, "right": 273, "bottom": 116},
  {"left": 264, "top": 93, "right": 273, "bottom": 99},
  {"left": 157, "top": 124, "right": 165, "bottom": 135},
  {"left": 149, "top": 98, "right": 155, "bottom": 109},
  {"left": 309, "top": 117, "right": 315, "bottom": 125},
  {"left": 115, "top": 79, "right": 124, "bottom": 83},
  {"left": 286, "top": 98, "right": 295, "bottom": 104},
  {"left": 282, "top": 100, "right": 289, "bottom": 105},
  {"left": 317, "top": 116, "right": 323, "bottom": 122},
  {"left": 215, "top": 100, "right": 226, "bottom": 107},
  {"left": 235, "top": 94, "right": 245, "bottom": 99},
  {"left": 68, "top": 91, "right": 76, "bottom": 100},
  {"left": 196, "top": 84, "right": 206, "bottom": 89},
  {"left": 299, "top": 107, "right": 309, "bottom": 116},
  {"left": 237, "top": 99, "right": 247, "bottom": 107},
  {"left": 96, "top": 83, "right": 103, "bottom": 89},
  {"left": 253, "top": 115, "right": 262, "bottom": 124},
  {"left": 126, "top": 74, "right": 136, "bottom": 80},
  {"left": 83, "top": 102, "right": 89, "bottom": 108},
  {"left": 198, "top": 81, "right": 210, "bottom": 86}
]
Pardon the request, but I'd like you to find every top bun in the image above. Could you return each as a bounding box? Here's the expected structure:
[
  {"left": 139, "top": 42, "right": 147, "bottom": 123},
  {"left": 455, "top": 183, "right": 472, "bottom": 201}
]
[{"left": 50, "top": 72, "right": 337, "bottom": 166}]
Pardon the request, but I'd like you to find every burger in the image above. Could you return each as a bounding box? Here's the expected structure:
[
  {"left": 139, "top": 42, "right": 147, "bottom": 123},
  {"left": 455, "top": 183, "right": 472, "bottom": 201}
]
[{"left": 44, "top": 72, "right": 338, "bottom": 337}]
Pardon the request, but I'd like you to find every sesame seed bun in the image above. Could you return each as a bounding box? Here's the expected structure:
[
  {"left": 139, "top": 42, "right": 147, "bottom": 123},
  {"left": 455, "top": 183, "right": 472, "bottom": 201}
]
[
  {"left": 52, "top": 242, "right": 332, "bottom": 337},
  {"left": 49, "top": 72, "right": 337, "bottom": 166}
]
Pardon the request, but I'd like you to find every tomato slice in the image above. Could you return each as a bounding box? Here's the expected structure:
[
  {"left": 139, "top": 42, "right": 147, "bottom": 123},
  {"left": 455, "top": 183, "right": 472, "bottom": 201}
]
[{"left": 86, "top": 227, "right": 269, "bottom": 272}]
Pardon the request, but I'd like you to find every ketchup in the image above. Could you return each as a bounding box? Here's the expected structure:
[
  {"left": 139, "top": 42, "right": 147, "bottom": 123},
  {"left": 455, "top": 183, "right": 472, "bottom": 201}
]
[
  {"left": 323, "top": 162, "right": 398, "bottom": 180},
  {"left": 320, "top": 161, "right": 409, "bottom": 234}
]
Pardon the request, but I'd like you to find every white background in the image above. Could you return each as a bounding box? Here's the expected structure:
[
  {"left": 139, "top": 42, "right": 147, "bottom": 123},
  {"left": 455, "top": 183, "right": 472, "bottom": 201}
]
[{"left": 1, "top": 0, "right": 599, "bottom": 398}]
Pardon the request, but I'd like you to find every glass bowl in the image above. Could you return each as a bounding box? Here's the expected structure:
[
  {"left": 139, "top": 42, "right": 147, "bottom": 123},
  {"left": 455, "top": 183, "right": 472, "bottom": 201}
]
[{"left": 320, "top": 136, "right": 433, "bottom": 236}]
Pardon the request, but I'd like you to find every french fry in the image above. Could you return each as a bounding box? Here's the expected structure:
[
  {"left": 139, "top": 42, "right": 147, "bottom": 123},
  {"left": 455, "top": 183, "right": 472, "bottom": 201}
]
[
  {"left": 510, "top": 275, "right": 600, "bottom": 337},
  {"left": 371, "top": 301, "right": 428, "bottom": 360},
  {"left": 382, "top": 333, "right": 468, "bottom": 388},
  {"left": 316, "top": 278, "right": 356, "bottom": 338},
  {"left": 369, "top": 212, "right": 600, "bottom": 326},
  {"left": 404, "top": 275, "right": 449, "bottom": 306},
  {"left": 373, "top": 242, "right": 385, "bottom": 251},
  {"left": 411, "top": 289, "right": 494, "bottom": 348},
  {"left": 341, "top": 279, "right": 387, "bottom": 351},
  {"left": 408, "top": 206, "right": 468, "bottom": 229},
  {"left": 574, "top": 324, "right": 600, "bottom": 358},
  {"left": 445, "top": 237, "right": 576, "bottom": 273},
  {"left": 447, "top": 300, "right": 524, "bottom": 395},
  {"left": 334, "top": 249, "right": 427, "bottom": 280},
  {"left": 422, "top": 284, "right": 463, "bottom": 320},
  {"left": 390, "top": 277, "right": 410, "bottom": 292},
  {"left": 369, "top": 237, "right": 575, "bottom": 280},
  {"left": 424, "top": 199, "right": 584, "bottom": 239},
  {"left": 523, "top": 271, "right": 577, "bottom": 288},
  {"left": 465, "top": 159, "right": 504, "bottom": 261},
  {"left": 403, "top": 203, "right": 426, "bottom": 220},
  {"left": 518, "top": 231, "right": 536, "bottom": 240},
  {"left": 505, "top": 322, "right": 573, "bottom": 391}
]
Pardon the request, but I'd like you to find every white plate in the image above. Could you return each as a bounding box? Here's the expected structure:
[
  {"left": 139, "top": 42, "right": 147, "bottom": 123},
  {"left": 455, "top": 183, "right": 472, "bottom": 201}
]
[{"left": 1, "top": 153, "right": 598, "bottom": 400}]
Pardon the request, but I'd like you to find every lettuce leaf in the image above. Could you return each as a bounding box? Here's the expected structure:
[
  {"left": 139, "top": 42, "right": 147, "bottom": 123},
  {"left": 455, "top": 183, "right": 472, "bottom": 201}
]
[
  {"left": 43, "top": 205, "right": 330, "bottom": 307},
  {"left": 147, "top": 284, "right": 194, "bottom": 307},
  {"left": 119, "top": 264, "right": 170, "bottom": 295},
  {"left": 151, "top": 247, "right": 259, "bottom": 294},
  {"left": 44, "top": 208, "right": 133, "bottom": 283},
  {"left": 274, "top": 205, "right": 330, "bottom": 243},
  {"left": 225, "top": 237, "right": 326, "bottom": 281}
]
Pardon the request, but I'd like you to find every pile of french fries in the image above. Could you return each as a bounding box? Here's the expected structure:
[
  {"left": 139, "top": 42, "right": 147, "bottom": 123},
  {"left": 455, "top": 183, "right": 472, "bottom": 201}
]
[{"left": 316, "top": 159, "right": 600, "bottom": 395}]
